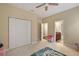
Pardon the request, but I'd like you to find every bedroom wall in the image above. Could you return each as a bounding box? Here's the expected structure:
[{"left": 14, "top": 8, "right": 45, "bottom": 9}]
[
  {"left": 0, "top": 4, "right": 42, "bottom": 49},
  {"left": 43, "top": 6, "right": 79, "bottom": 49}
]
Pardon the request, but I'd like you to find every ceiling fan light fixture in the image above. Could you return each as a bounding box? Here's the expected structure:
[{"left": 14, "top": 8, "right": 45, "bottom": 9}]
[
  {"left": 48, "top": 3, "right": 58, "bottom": 6},
  {"left": 36, "top": 3, "right": 59, "bottom": 11}
]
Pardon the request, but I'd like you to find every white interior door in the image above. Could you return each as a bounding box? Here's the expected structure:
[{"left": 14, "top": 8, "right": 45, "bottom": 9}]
[
  {"left": 9, "top": 17, "right": 31, "bottom": 49},
  {"left": 9, "top": 18, "right": 16, "bottom": 49}
]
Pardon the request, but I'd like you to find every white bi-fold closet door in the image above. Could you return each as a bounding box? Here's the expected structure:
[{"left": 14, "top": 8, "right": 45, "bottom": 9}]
[{"left": 9, "top": 17, "right": 31, "bottom": 49}]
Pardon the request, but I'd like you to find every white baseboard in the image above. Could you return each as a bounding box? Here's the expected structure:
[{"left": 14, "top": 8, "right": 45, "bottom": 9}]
[{"left": 6, "top": 40, "right": 40, "bottom": 51}]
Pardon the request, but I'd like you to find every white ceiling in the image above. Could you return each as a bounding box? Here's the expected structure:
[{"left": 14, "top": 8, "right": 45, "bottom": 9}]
[{"left": 10, "top": 3, "right": 79, "bottom": 19}]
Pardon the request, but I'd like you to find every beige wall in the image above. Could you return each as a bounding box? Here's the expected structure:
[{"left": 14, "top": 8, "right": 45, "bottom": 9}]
[
  {"left": 43, "top": 17, "right": 55, "bottom": 35},
  {"left": 43, "top": 6, "right": 79, "bottom": 49},
  {"left": 0, "top": 4, "right": 42, "bottom": 49}
]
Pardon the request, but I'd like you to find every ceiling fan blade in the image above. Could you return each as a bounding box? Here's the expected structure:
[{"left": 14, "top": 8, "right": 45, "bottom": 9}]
[
  {"left": 48, "top": 3, "right": 58, "bottom": 6},
  {"left": 45, "top": 6, "right": 48, "bottom": 11},
  {"left": 36, "top": 3, "right": 46, "bottom": 8}
]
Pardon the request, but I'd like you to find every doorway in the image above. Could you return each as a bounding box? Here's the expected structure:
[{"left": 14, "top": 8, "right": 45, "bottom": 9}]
[
  {"left": 55, "top": 20, "right": 64, "bottom": 43},
  {"left": 41, "top": 23, "right": 48, "bottom": 40}
]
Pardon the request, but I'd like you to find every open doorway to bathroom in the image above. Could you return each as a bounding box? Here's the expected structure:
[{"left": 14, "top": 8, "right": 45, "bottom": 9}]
[{"left": 55, "top": 20, "right": 64, "bottom": 44}]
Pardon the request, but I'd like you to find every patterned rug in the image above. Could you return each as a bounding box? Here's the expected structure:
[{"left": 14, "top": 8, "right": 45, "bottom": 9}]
[{"left": 31, "top": 47, "right": 66, "bottom": 56}]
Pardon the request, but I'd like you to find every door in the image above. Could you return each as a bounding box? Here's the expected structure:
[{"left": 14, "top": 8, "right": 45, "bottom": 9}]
[
  {"left": 9, "top": 17, "right": 16, "bottom": 49},
  {"left": 9, "top": 17, "right": 31, "bottom": 49}
]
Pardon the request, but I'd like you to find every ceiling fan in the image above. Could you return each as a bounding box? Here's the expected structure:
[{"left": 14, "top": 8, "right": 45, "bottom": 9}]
[{"left": 36, "top": 3, "right": 58, "bottom": 11}]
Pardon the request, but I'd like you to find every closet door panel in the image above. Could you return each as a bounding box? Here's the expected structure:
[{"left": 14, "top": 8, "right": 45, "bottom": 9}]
[
  {"left": 15, "top": 19, "right": 28, "bottom": 47},
  {"left": 9, "top": 18, "right": 16, "bottom": 49},
  {"left": 9, "top": 18, "right": 31, "bottom": 49},
  {"left": 26, "top": 21, "right": 31, "bottom": 44}
]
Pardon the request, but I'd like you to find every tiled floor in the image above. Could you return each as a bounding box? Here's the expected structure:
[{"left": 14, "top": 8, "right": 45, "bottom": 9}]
[{"left": 6, "top": 39, "right": 79, "bottom": 56}]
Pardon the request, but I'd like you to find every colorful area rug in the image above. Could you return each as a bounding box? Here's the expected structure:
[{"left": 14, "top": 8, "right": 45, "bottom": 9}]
[{"left": 31, "top": 47, "right": 66, "bottom": 56}]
